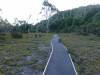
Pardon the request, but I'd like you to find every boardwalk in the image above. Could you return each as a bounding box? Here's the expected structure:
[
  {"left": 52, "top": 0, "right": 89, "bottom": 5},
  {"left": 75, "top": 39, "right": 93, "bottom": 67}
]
[{"left": 43, "top": 35, "right": 77, "bottom": 75}]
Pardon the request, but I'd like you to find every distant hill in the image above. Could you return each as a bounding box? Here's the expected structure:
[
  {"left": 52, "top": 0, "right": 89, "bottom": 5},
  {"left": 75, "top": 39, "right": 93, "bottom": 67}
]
[{"left": 35, "top": 5, "right": 100, "bottom": 36}]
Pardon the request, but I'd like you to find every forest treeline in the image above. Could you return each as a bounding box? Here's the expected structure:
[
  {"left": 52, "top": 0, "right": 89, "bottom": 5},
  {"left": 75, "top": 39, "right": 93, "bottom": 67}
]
[
  {"left": 35, "top": 5, "right": 100, "bottom": 36},
  {"left": 0, "top": 5, "right": 100, "bottom": 36},
  {"left": 0, "top": 18, "right": 35, "bottom": 39}
]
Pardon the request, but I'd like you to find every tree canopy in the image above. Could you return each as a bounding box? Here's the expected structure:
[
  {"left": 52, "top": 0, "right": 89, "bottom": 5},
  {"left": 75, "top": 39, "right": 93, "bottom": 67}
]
[{"left": 35, "top": 5, "right": 100, "bottom": 36}]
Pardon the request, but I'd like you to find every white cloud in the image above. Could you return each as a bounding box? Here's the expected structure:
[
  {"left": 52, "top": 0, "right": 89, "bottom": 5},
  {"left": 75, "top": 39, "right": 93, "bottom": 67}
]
[
  {"left": 0, "top": 0, "right": 100, "bottom": 24},
  {"left": 50, "top": 0, "right": 100, "bottom": 10}
]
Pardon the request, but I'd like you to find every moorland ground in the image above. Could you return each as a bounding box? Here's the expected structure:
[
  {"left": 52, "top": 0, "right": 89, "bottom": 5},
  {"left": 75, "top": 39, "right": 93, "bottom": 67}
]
[{"left": 0, "top": 33, "right": 52, "bottom": 75}]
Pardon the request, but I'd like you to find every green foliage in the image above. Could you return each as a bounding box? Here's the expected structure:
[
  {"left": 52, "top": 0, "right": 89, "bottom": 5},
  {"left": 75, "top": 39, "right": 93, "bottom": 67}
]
[
  {"left": 0, "top": 70, "right": 3, "bottom": 75},
  {"left": 0, "top": 17, "right": 35, "bottom": 34},
  {"left": 11, "top": 23, "right": 34, "bottom": 33},
  {"left": 35, "top": 5, "right": 100, "bottom": 36},
  {"left": 34, "top": 20, "right": 47, "bottom": 32},
  {"left": 0, "top": 33, "right": 6, "bottom": 40},
  {"left": 11, "top": 32, "right": 23, "bottom": 39}
]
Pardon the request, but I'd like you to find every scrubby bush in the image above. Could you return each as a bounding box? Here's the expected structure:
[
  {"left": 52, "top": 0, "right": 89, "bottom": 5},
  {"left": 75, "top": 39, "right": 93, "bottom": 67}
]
[
  {"left": 0, "top": 33, "right": 6, "bottom": 40},
  {"left": 78, "top": 32, "right": 89, "bottom": 36},
  {"left": 11, "top": 32, "right": 23, "bottom": 39}
]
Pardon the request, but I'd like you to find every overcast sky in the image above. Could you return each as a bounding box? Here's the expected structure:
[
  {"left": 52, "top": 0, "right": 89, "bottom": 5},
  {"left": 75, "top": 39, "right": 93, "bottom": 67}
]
[{"left": 0, "top": 0, "right": 100, "bottom": 24}]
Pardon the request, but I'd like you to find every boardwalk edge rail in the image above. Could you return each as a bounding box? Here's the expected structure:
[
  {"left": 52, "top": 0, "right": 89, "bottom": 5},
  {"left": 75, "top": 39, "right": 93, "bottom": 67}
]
[
  {"left": 42, "top": 41, "right": 54, "bottom": 75},
  {"left": 62, "top": 44, "right": 78, "bottom": 75}
]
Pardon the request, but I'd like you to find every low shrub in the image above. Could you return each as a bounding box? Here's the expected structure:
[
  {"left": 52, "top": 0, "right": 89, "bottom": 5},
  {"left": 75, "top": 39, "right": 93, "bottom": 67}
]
[
  {"left": 11, "top": 32, "right": 23, "bottom": 39},
  {"left": 0, "top": 33, "right": 6, "bottom": 40}
]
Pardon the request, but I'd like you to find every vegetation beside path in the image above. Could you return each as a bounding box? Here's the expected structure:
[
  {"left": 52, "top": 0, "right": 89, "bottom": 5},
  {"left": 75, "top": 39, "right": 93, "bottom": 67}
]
[
  {"left": 0, "top": 33, "right": 52, "bottom": 75},
  {"left": 60, "top": 33, "right": 100, "bottom": 75}
]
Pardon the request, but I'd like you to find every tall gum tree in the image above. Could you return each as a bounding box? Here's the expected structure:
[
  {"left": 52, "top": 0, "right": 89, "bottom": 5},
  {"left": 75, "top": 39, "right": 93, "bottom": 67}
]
[{"left": 40, "top": 0, "right": 59, "bottom": 32}]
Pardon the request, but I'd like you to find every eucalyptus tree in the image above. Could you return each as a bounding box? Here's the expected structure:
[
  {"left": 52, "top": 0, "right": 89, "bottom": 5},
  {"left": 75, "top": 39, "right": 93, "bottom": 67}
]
[{"left": 41, "top": 0, "right": 59, "bottom": 32}]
